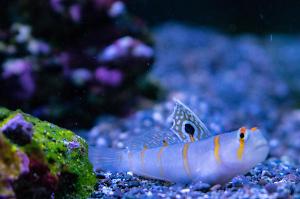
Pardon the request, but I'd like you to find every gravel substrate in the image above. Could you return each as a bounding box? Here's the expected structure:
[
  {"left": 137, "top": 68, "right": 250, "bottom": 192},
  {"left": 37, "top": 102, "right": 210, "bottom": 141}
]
[{"left": 87, "top": 23, "right": 300, "bottom": 198}]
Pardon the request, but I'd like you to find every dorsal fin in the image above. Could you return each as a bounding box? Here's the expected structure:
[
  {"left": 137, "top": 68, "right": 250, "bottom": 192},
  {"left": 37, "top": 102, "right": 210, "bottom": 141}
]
[
  {"left": 125, "top": 130, "right": 181, "bottom": 151},
  {"left": 169, "top": 99, "right": 212, "bottom": 142},
  {"left": 125, "top": 99, "right": 212, "bottom": 151}
]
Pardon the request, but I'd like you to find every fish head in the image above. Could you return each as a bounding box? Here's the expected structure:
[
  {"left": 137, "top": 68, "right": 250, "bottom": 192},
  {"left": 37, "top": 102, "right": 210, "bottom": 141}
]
[{"left": 220, "top": 127, "right": 269, "bottom": 172}]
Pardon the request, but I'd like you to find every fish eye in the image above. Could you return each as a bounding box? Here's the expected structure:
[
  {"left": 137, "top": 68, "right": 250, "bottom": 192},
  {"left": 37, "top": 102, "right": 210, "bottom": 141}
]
[
  {"left": 239, "top": 133, "right": 245, "bottom": 139},
  {"left": 237, "top": 127, "right": 249, "bottom": 141}
]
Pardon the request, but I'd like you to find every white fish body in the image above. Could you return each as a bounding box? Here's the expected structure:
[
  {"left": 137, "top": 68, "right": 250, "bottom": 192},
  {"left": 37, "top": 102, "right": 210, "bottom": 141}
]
[{"left": 90, "top": 100, "right": 269, "bottom": 184}]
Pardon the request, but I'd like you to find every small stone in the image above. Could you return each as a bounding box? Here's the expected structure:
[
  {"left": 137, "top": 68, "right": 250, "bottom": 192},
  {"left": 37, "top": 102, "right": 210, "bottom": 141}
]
[
  {"left": 210, "top": 184, "right": 221, "bottom": 191},
  {"left": 277, "top": 191, "right": 289, "bottom": 199},
  {"left": 180, "top": 188, "right": 190, "bottom": 193},
  {"left": 128, "top": 181, "right": 140, "bottom": 188},
  {"left": 190, "top": 181, "right": 210, "bottom": 192},
  {"left": 96, "top": 173, "right": 106, "bottom": 179},
  {"left": 294, "top": 183, "right": 300, "bottom": 193},
  {"left": 265, "top": 183, "right": 277, "bottom": 194},
  {"left": 232, "top": 175, "right": 249, "bottom": 187},
  {"left": 195, "top": 192, "right": 205, "bottom": 197},
  {"left": 146, "top": 191, "right": 153, "bottom": 197},
  {"left": 127, "top": 171, "right": 133, "bottom": 176},
  {"left": 284, "top": 174, "right": 298, "bottom": 182},
  {"left": 113, "top": 188, "right": 123, "bottom": 197},
  {"left": 258, "top": 178, "right": 268, "bottom": 186},
  {"left": 102, "top": 186, "right": 113, "bottom": 195},
  {"left": 262, "top": 170, "right": 273, "bottom": 177}
]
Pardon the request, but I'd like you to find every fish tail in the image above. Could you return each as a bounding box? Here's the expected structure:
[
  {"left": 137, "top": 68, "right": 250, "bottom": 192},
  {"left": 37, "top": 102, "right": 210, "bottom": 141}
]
[{"left": 89, "top": 146, "right": 124, "bottom": 172}]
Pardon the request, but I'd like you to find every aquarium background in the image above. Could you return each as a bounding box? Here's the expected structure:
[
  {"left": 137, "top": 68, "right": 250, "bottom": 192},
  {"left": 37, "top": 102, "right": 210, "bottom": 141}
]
[
  {"left": 1, "top": 0, "right": 300, "bottom": 198},
  {"left": 128, "top": 0, "right": 300, "bottom": 34}
]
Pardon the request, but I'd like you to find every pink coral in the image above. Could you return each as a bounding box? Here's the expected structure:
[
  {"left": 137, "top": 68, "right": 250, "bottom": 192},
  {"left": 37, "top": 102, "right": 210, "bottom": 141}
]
[{"left": 95, "top": 67, "right": 123, "bottom": 87}]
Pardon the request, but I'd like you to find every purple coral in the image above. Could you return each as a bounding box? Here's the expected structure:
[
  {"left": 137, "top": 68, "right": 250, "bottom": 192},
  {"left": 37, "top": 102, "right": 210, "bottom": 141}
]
[
  {"left": 2, "top": 58, "right": 35, "bottom": 99},
  {"left": 71, "top": 68, "right": 93, "bottom": 86},
  {"left": 17, "top": 151, "right": 30, "bottom": 174},
  {"left": 108, "top": 1, "right": 126, "bottom": 17},
  {"left": 12, "top": 24, "right": 31, "bottom": 43},
  {"left": 68, "top": 141, "right": 81, "bottom": 150},
  {"left": 98, "top": 36, "right": 154, "bottom": 62},
  {"left": 2, "top": 59, "right": 32, "bottom": 78},
  {"left": 1, "top": 114, "right": 33, "bottom": 146},
  {"left": 95, "top": 67, "right": 123, "bottom": 87},
  {"left": 0, "top": 0, "right": 156, "bottom": 128},
  {"left": 50, "top": 0, "right": 64, "bottom": 13},
  {"left": 69, "top": 4, "right": 81, "bottom": 22},
  {"left": 27, "top": 39, "right": 51, "bottom": 55}
]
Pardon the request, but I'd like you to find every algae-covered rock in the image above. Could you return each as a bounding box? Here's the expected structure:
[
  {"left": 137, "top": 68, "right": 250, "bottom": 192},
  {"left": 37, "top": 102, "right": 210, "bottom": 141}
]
[{"left": 0, "top": 107, "right": 96, "bottom": 199}]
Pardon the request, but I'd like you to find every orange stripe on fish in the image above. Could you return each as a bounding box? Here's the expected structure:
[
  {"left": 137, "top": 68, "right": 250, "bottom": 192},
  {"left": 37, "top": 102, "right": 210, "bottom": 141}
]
[
  {"left": 214, "top": 135, "right": 221, "bottom": 163},
  {"left": 141, "top": 145, "right": 148, "bottom": 172},
  {"left": 157, "top": 141, "right": 168, "bottom": 178},
  {"left": 237, "top": 139, "right": 245, "bottom": 160},
  {"left": 182, "top": 143, "right": 191, "bottom": 177},
  {"left": 251, "top": 127, "right": 257, "bottom": 132},
  {"left": 189, "top": 134, "right": 195, "bottom": 142}
]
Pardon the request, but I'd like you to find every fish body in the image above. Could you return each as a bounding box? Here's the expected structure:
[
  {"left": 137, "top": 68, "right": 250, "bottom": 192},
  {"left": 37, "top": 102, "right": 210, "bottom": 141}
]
[{"left": 90, "top": 100, "right": 269, "bottom": 184}]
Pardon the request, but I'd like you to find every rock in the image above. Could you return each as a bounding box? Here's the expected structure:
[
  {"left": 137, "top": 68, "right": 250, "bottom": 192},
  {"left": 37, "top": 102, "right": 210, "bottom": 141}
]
[
  {"left": 127, "top": 180, "right": 141, "bottom": 188},
  {"left": 277, "top": 191, "right": 290, "bottom": 199},
  {"left": 190, "top": 181, "right": 211, "bottom": 192},
  {"left": 265, "top": 183, "right": 277, "bottom": 194},
  {"left": 258, "top": 179, "right": 268, "bottom": 186},
  {"left": 210, "top": 184, "right": 222, "bottom": 191},
  {"left": 284, "top": 174, "right": 299, "bottom": 182},
  {"left": 262, "top": 170, "right": 273, "bottom": 178},
  {"left": 232, "top": 175, "right": 250, "bottom": 187},
  {"left": 0, "top": 133, "right": 29, "bottom": 198},
  {"left": 1, "top": 113, "right": 33, "bottom": 145},
  {"left": 0, "top": 107, "right": 96, "bottom": 199}
]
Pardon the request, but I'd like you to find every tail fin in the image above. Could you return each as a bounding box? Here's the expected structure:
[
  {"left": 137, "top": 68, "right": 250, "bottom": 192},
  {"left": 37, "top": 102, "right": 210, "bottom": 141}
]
[{"left": 89, "top": 146, "right": 124, "bottom": 172}]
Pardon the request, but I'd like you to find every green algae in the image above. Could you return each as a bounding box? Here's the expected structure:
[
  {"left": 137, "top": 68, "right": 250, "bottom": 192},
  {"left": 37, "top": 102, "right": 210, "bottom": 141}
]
[
  {"left": 0, "top": 107, "right": 96, "bottom": 199},
  {"left": 0, "top": 134, "right": 23, "bottom": 198},
  {"left": 0, "top": 107, "right": 10, "bottom": 122}
]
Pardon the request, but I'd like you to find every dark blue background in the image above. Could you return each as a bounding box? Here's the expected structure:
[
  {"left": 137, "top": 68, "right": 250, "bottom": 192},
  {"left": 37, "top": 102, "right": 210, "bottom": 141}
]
[{"left": 128, "top": 0, "right": 300, "bottom": 34}]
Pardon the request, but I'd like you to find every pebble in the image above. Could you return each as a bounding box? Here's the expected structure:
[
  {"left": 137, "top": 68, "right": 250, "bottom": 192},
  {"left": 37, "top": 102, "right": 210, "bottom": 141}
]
[
  {"left": 231, "top": 175, "right": 249, "bottom": 187},
  {"left": 128, "top": 181, "right": 140, "bottom": 188},
  {"left": 210, "top": 184, "right": 222, "bottom": 191},
  {"left": 265, "top": 183, "right": 277, "bottom": 194},
  {"left": 262, "top": 170, "right": 273, "bottom": 177},
  {"left": 180, "top": 188, "right": 190, "bottom": 193},
  {"left": 190, "top": 182, "right": 211, "bottom": 192}
]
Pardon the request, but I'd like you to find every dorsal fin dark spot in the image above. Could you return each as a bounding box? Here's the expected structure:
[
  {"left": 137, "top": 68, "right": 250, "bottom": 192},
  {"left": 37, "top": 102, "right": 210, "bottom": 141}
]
[
  {"left": 162, "top": 140, "right": 168, "bottom": 146},
  {"left": 184, "top": 123, "right": 195, "bottom": 136}
]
